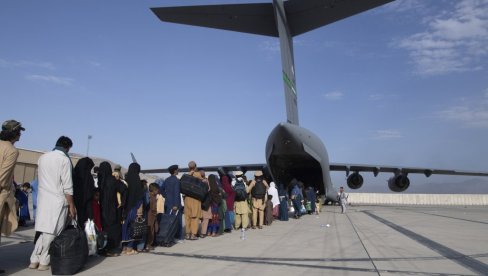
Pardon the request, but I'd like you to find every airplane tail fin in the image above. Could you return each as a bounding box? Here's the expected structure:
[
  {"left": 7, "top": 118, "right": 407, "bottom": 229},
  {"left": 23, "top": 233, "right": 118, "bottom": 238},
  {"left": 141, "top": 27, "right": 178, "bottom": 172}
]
[
  {"left": 151, "top": 0, "right": 393, "bottom": 125},
  {"left": 130, "top": 152, "right": 138, "bottom": 164}
]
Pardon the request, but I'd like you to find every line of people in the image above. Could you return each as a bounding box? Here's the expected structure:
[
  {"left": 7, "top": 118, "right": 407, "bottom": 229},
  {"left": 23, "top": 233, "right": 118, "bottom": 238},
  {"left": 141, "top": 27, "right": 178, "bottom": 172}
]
[
  {"left": 161, "top": 161, "right": 322, "bottom": 244},
  {"left": 0, "top": 119, "right": 323, "bottom": 273}
]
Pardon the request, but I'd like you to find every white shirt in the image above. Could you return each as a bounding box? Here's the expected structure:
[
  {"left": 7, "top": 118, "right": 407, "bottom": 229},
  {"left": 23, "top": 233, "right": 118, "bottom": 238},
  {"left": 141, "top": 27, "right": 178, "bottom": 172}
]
[{"left": 35, "top": 150, "right": 73, "bottom": 235}]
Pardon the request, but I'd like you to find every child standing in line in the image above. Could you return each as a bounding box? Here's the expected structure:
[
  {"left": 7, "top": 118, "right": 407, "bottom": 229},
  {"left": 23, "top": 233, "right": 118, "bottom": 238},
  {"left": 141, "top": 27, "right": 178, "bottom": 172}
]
[
  {"left": 86, "top": 188, "right": 102, "bottom": 232},
  {"left": 16, "top": 182, "right": 31, "bottom": 226},
  {"left": 145, "top": 183, "right": 160, "bottom": 251}
]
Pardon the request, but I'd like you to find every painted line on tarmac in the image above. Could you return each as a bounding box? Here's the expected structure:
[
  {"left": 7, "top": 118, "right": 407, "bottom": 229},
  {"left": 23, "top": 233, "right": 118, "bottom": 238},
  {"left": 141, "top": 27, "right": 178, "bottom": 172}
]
[
  {"left": 346, "top": 213, "right": 381, "bottom": 276},
  {"left": 363, "top": 210, "right": 488, "bottom": 275}
]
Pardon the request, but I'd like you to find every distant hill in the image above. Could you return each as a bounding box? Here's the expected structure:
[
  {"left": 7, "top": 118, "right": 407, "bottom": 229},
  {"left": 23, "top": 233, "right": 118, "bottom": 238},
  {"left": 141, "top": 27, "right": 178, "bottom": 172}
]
[{"left": 356, "top": 178, "right": 488, "bottom": 194}]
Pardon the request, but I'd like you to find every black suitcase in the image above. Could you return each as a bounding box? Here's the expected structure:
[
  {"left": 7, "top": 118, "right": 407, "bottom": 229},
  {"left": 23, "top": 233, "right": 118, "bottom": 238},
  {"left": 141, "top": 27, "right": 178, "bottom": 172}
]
[
  {"left": 49, "top": 221, "right": 88, "bottom": 275},
  {"left": 180, "top": 174, "right": 208, "bottom": 201},
  {"left": 156, "top": 210, "right": 179, "bottom": 247}
]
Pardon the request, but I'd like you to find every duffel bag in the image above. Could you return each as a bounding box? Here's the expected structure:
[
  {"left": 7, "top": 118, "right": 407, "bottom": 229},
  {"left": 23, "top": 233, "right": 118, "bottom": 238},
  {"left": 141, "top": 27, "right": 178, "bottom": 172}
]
[
  {"left": 49, "top": 220, "right": 88, "bottom": 275},
  {"left": 180, "top": 174, "right": 208, "bottom": 201}
]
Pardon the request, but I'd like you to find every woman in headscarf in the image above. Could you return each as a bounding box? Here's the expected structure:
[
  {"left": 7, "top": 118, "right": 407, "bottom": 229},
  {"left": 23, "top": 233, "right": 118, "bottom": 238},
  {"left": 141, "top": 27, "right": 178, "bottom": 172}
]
[
  {"left": 98, "top": 161, "right": 124, "bottom": 256},
  {"left": 121, "top": 162, "right": 145, "bottom": 255},
  {"left": 73, "top": 157, "right": 95, "bottom": 227},
  {"left": 207, "top": 174, "right": 222, "bottom": 237},
  {"left": 219, "top": 171, "right": 235, "bottom": 233},
  {"left": 305, "top": 186, "right": 317, "bottom": 215},
  {"left": 278, "top": 183, "right": 289, "bottom": 221},
  {"left": 267, "top": 181, "right": 280, "bottom": 218},
  {"left": 290, "top": 179, "right": 303, "bottom": 219}
]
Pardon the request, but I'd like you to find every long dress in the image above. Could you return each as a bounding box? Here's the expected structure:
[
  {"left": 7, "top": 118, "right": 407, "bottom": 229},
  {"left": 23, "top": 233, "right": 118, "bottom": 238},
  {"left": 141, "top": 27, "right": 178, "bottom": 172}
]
[
  {"left": 278, "top": 184, "right": 289, "bottom": 221},
  {"left": 122, "top": 162, "right": 145, "bottom": 248},
  {"left": 98, "top": 162, "right": 125, "bottom": 253},
  {"left": 221, "top": 175, "right": 235, "bottom": 232},
  {"left": 73, "top": 157, "right": 95, "bottom": 227},
  {"left": 121, "top": 199, "right": 143, "bottom": 245},
  {"left": 268, "top": 182, "right": 280, "bottom": 217}
]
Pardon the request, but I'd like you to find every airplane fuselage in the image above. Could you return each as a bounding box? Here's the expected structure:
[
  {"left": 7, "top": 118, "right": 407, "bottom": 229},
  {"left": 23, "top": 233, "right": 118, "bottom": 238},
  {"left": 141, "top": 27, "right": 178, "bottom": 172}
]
[{"left": 266, "top": 122, "right": 337, "bottom": 202}]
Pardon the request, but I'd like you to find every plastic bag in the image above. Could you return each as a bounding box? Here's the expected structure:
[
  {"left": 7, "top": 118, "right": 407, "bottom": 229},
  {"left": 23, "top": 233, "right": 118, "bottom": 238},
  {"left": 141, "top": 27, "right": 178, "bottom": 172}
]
[{"left": 84, "top": 219, "right": 97, "bottom": 256}]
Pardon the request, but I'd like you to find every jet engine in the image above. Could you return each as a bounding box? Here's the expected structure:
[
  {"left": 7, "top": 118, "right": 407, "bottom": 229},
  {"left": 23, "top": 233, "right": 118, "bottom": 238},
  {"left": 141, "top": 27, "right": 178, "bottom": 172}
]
[
  {"left": 388, "top": 174, "right": 410, "bottom": 192},
  {"left": 347, "top": 172, "right": 363, "bottom": 189}
]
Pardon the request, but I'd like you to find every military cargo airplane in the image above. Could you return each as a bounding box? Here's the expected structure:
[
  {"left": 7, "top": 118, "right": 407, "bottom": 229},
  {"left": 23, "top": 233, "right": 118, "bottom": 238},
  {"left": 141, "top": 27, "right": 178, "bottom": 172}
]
[{"left": 143, "top": 0, "right": 488, "bottom": 203}]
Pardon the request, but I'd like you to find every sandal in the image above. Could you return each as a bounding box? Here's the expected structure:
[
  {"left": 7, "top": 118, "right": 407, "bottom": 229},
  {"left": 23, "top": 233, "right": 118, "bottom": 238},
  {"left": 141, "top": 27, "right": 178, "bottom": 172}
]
[
  {"left": 105, "top": 252, "right": 120, "bottom": 257},
  {"left": 124, "top": 249, "right": 138, "bottom": 255}
]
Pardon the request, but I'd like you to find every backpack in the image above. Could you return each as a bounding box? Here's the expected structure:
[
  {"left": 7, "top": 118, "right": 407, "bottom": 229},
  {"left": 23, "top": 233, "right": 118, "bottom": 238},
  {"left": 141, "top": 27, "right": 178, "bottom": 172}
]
[
  {"left": 234, "top": 181, "right": 247, "bottom": 201},
  {"left": 251, "top": 180, "right": 266, "bottom": 199}
]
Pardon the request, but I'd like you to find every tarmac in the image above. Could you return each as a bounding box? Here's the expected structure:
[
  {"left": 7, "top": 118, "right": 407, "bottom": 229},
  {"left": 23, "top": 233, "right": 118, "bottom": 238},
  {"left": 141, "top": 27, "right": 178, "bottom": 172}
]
[{"left": 1, "top": 205, "right": 488, "bottom": 276}]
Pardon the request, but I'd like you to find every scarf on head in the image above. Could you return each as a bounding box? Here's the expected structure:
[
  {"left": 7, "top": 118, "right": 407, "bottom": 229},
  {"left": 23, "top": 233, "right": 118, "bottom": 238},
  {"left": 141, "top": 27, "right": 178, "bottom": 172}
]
[
  {"left": 73, "top": 157, "right": 95, "bottom": 226},
  {"left": 125, "top": 162, "right": 144, "bottom": 215}
]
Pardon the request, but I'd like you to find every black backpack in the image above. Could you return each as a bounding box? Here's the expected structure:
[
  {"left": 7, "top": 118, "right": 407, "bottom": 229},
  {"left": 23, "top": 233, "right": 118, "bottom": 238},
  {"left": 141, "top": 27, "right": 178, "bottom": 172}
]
[
  {"left": 251, "top": 180, "right": 266, "bottom": 199},
  {"left": 234, "top": 181, "right": 247, "bottom": 201}
]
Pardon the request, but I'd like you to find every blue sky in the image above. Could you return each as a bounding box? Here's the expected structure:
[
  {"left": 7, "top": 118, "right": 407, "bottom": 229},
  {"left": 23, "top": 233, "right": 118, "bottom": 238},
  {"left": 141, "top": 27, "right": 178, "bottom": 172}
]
[{"left": 2, "top": 0, "right": 488, "bottom": 187}]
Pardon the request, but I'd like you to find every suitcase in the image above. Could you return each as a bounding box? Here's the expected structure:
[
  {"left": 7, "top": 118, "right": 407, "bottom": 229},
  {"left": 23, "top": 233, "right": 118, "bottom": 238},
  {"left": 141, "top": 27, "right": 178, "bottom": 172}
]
[
  {"left": 49, "top": 221, "right": 88, "bottom": 275},
  {"left": 156, "top": 210, "right": 179, "bottom": 247},
  {"left": 180, "top": 174, "right": 208, "bottom": 201}
]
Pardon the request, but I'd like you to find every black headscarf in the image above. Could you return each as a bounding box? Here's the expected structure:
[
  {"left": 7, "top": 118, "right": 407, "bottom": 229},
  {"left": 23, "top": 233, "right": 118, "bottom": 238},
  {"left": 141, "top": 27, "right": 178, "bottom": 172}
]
[
  {"left": 98, "top": 162, "right": 118, "bottom": 226},
  {"left": 73, "top": 157, "right": 95, "bottom": 226},
  {"left": 208, "top": 174, "right": 222, "bottom": 205},
  {"left": 98, "top": 161, "right": 123, "bottom": 251},
  {"left": 125, "top": 162, "right": 143, "bottom": 215}
]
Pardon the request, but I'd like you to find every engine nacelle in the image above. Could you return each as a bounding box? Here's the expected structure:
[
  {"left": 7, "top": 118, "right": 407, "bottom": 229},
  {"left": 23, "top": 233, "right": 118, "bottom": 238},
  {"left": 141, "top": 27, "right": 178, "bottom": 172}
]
[
  {"left": 388, "top": 174, "right": 410, "bottom": 192},
  {"left": 347, "top": 172, "right": 363, "bottom": 189}
]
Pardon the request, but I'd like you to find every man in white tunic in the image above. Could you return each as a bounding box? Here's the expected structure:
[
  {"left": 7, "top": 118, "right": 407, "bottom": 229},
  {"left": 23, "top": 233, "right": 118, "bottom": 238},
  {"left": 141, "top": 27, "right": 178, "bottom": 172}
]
[
  {"left": 337, "top": 186, "right": 349, "bottom": 214},
  {"left": 29, "top": 136, "right": 76, "bottom": 271}
]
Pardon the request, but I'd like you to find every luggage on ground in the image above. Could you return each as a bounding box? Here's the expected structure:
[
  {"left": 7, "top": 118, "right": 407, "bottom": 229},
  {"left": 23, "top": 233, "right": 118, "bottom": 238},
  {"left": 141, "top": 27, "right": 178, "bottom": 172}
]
[
  {"left": 49, "top": 220, "right": 88, "bottom": 275},
  {"left": 156, "top": 210, "right": 179, "bottom": 247},
  {"left": 180, "top": 174, "right": 208, "bottom": 201}
]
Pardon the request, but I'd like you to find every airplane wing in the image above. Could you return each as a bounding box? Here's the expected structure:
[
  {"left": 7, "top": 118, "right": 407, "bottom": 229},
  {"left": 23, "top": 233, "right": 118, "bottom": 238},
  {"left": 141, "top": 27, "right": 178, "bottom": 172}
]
[
  {"left": 141, "top": 163, "right": 267, "bottom": 174},
  {"left": 151, "top": 0, "right": 394, "bottom": 38},
  {"left": 330, "top": 163, "right": 488, "bottom": 178},
  {"left": 142, "top": 162, "right": 488, "bottom": 177},
  {"left": 285, "top": 0, "right": 395, "bottom": 36},
  {"left": 151, "top": 3, "right": 279, "bottom": 37}
]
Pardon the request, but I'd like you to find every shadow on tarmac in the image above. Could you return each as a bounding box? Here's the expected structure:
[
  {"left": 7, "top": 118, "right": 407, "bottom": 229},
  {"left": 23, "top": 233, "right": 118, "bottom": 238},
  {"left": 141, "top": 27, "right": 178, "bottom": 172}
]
[{"left": 149, "top": 251, "right": 483, "bottom": 276}]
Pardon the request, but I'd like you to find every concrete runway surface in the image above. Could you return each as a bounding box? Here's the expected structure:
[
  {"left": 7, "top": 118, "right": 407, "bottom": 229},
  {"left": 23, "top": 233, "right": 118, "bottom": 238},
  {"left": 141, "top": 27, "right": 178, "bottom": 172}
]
[{"left": 1, "top": 205, "right": 488, "bottom": 276}]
